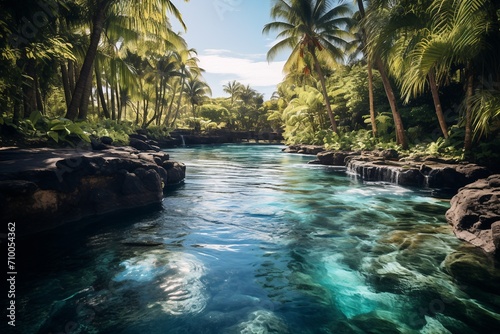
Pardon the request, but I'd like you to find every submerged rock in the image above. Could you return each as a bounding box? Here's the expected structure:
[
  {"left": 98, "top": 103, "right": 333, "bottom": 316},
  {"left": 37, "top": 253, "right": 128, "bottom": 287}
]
[
  {"left": 446, "top": 175, "right": 500, "bottom": 256},
  {"left": 0, "top": 147, "right": 185, "bottom": 235}
]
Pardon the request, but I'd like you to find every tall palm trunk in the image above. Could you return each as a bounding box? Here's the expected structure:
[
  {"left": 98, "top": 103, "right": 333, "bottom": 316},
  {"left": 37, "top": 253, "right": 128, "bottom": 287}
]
[
  {"left": 68, "top": 59, "right": 76, "bottom": 93},
  {"left": 375, "top": 57, "right": 407, "bottom": 148},
  {"left": 311, "top": 51, "right": 338, "bottom": 133},
  {"left": 66, "top": 0, "right": 109, "bottom": 120},
  {"left": 110, "top": 85, "right": 116, "bottom": 120},
  {"left": 61, "top": 62, "right": 72, "bottom": 109},
  {"left": 367, "top": 59, "right": 377, "bottom": 137},
  {"left": 357, "top": 0, "right": 377, "bottom": 137},
  {"left": 464, "top": 62, "right": 474, "bottom": 152},
  {"left": 171, "top": 74, "right": 187, "bottom": 128},
  {"left": 94, "top": 59, "right": 110, "bottom": 118},
  {"left": 164, "top": 80, "right": 179, "bottom": 126},
  {"left": 78, "top": 70, "right": 93, "bottom": 119},
  {"left": 115, "top": 82, "right": 121, "bottom": 121},
  {"left": 22, "top": 57, "right": 38, "bottom": 117},
  {"left": 428, "top": 69, "right": 448, "bottom": 138},
  {"left": 34, "top": 71, "right": 44, "bottom": 114}
]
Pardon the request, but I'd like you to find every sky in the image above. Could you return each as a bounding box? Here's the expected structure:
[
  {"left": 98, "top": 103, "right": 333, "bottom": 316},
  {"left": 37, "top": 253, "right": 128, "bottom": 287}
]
[{"left": 170, "top": 0, "right": 287, "bottom": 100}]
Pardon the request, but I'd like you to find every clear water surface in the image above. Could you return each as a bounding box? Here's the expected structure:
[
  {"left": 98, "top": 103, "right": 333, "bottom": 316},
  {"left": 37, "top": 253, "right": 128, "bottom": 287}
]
[{"left": 14, "top": 144, "right": 500, "bottom": 333}]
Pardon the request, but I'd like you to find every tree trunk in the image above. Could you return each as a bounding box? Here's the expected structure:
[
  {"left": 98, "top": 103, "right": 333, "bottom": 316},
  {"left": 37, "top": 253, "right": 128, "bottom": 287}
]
[
  {"left": 115, "top": 83, "right": 121, "bottom": 121},
  {"left": 367, "top": 59, "right": 377, "bottom": 137},
  {"left": 68, "top": 59, "right": 76, "bottom": 93},
  {"left": 142, "top": 98, "right": 149, "bottom": 128},
  {"left": 22, "top": 58, "right": 38, "bottom": 117},
  {"left": 158, "top": 80, "right": 167, "bottom": 126},
  {"left": 78, "top": 69, "right": 93, "bottom": 120},
  {"left": 464, "top": 62, "right": 474, "bottom": 152},
  {"left": 171, "top": 75, "right": 186, "bottom": 128},
  {"left": 34, "top": 71, "right": 44, "bottom": 114},
  {"left": 164, "top": 81, "right": 179, "bottom": 126},
  {"left": 311, "top": 51, "right": 338, "bottom": 133},
  {"left": 66, "top": 0, "right": 109, "bottom": 120},
  {"left": 136, "top": 101, "right": 140, "bottom": 124},
  {"left": 12, "top": 91, "right": 21, "bottom": 125},
  {"left": 375, "top": 57, "right": 407, "bottom": 149},
  {"left": 428, "top": 69, "right": 448, "bottom": 138},
  {"left": 357, "top": 0, "right": 377, "bottom": 137},
  {"left": 61, "top": 62, "right": 72, "bottom": 109},
  {"left": 94, "top": 59, "right": 110, "bottom": 118},
  {"left": 110, "top": 85, "right": 116, "bottom": 120}
]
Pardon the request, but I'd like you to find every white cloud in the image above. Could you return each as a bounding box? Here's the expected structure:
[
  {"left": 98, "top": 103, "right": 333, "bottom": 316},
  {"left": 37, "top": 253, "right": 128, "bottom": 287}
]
[{"left": 198, "top": 49, "right": 286, "bottom": 89}]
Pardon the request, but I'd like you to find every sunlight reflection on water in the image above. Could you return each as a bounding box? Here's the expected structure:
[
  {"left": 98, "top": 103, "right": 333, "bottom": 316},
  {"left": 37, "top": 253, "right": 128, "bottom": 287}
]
[{"left": 16, "top": 144, "right": 500, "bottom": 334}]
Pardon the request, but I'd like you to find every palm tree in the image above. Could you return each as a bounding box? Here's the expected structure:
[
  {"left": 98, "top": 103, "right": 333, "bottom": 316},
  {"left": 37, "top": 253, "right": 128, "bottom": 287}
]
[
  {"left": 362, "top": 0, "right": 408, "bottom": 148},
  {"left": 400, "top": 0, "right": 497, "bottom": 151},
  {"left": 65, "top": 0, "right": 188, "bottom": 120},
  {"left": 223, "top": 80, "right": 243, "bottom": 106},
  {"left": 263, "top": 0, "right": 352, "bottom": 134},
  {"left": 378, "top": 0, "right": 449, "bottom": 138},
  {"left": 345, "top": 7, "right": 377, "bottom": 137},
  {"left": 183, "top": 74, "right": 212, "bottom": 120},
  {"left": 169, "top": 48, "right": 202, "bottom": 128}
]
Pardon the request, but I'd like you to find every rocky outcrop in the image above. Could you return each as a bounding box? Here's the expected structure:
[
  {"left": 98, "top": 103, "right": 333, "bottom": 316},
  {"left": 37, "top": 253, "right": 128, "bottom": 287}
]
[
  {"left": 283, "top": 147, "right": 491, "bottom": 190},
  {"left": 282, "top": 144, "right": 324, "bottom": 155},
  {"left": 0, "top": 146, "right": 185, "bottom": 235},
  {"left": 316, "top": 151, "right": 356, "bottom": 166},
  {"left": 446, "top": 175, "right": 500, "bottom": 256},
  {"left": 341, "top": 151, "right": 490, "bottom": 190}
]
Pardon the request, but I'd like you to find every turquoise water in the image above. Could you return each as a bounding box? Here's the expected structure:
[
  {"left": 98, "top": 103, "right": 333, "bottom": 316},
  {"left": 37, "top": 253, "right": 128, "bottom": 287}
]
[{"left": 14, "top": 144, "right": 500, "bottom": 333}]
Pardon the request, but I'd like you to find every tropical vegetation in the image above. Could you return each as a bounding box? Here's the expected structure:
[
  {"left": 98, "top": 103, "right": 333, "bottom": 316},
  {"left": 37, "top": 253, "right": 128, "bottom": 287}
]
[
  {"left": 264, "top": 0, "right": 500, "bottom": 167},
  {"left": 1, "top": 0, "right": 499, "bottom": 169}
]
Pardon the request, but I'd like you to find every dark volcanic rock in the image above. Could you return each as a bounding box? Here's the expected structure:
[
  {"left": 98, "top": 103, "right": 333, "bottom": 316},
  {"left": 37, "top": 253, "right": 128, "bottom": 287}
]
[
  {"left": 426, "top": 164, "right": 491, "bottom": 189},
  {"left": 317, "top": 151, "right": 357, "bottom": 166},
  {"left": 129, "top": 137, "right": 157, "bottom": 151},
  {"left": 446, "top": 174, "right": 500, "bottom": 256},
  {"left": 0, "top": 147, "right": 185, "bottom": 235},
  {"left": 283, "top": 144, "right": 324, "bottom": 155},
  {"left": 343, "top": 152, "right": 490, "bottom": 190}
]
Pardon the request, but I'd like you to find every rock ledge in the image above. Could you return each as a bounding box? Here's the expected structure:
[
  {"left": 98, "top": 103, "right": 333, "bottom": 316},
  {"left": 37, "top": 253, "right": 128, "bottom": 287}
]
[
  {"left": 446, "top": 175, "right": 500, "bottom": 256},
  {"left": 0, "top": 146, "right": 185, "bottom": 235}
]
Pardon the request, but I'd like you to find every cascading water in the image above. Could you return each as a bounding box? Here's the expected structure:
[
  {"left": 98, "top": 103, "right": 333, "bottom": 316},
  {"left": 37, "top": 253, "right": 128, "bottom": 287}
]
[{"left": 12, "top": 144, "right": 500, "bottom": 334}]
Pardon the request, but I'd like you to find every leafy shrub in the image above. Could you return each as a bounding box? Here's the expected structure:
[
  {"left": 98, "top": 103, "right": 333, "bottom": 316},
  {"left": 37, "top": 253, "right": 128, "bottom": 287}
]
[{"left": 1, "top": 111, "right": 91, "bottom": 145}]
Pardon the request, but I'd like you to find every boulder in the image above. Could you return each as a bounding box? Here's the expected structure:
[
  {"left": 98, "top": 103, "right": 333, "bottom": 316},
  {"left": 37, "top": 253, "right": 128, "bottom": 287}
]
[
  {"left": 446, "top": 175, "right": 500, "bottom": 256},
  {"left": 316, "top": 151, "right": 356, "bottom": 166},
  {"left": 426, "top": 164, "right": 490, "bottom": 190},
  {"left": 341, "top": 152, "right": 490, "bottom": 190},
  {"left": 0, "top": 147, "right": 185, "bottom": 235},
  {"left": 129, "top": 137, "right": 156, "bottom": 151},
  {"left": 284, "top": 144, "right": 324, "bottom": 155}
]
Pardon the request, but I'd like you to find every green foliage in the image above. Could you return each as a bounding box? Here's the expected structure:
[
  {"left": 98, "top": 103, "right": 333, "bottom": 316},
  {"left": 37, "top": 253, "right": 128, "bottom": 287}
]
[
  {"left": 143, "top": 125, "right": 171, "bottom": 141},
  {"left": 199, "top": 104, "right": 229, "bottom": 123},
  {"left": 405, "top": 125, "right": 466, "bottom": 159},
  {"left": 46, "top": 119, "right": 90, "bottom": 144},
  {"left": 324, "top": 129, "right": 379, "bottom": 151},
  {"left": 79, "top": 120, "right": 135, "bottom": 145},
  {"left": 1, "top": 111, "right": 91, "bottom": 145}
]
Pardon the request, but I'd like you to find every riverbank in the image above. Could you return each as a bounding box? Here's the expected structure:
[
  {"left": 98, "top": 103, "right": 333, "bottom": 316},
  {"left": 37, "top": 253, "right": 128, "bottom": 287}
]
[
  {"left": 0, "top": 145, "right": 185, "bottom": 235},
  {"left": 284, "top": 144, "right": 500, "bottom": 258}
]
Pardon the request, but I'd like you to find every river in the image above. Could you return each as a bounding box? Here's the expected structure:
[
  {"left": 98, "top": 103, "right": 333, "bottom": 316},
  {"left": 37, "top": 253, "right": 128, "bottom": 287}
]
[{"left": 14, "top": 144, "right": 500, "bottom": 333}]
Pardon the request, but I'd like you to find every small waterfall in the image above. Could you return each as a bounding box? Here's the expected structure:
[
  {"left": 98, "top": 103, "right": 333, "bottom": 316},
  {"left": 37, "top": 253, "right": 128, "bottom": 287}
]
[
  {"left": 423, "top": 174, "right": 430, "bottom": 188},
  {"left": 180, "top": 135, "right": 186, "bottom": 147},
  {"left": 346, "top": 160, "right": 402, "bottom": 185},
  {"left": 390, "top": 168, "right": 400, "bottom": 184}
]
